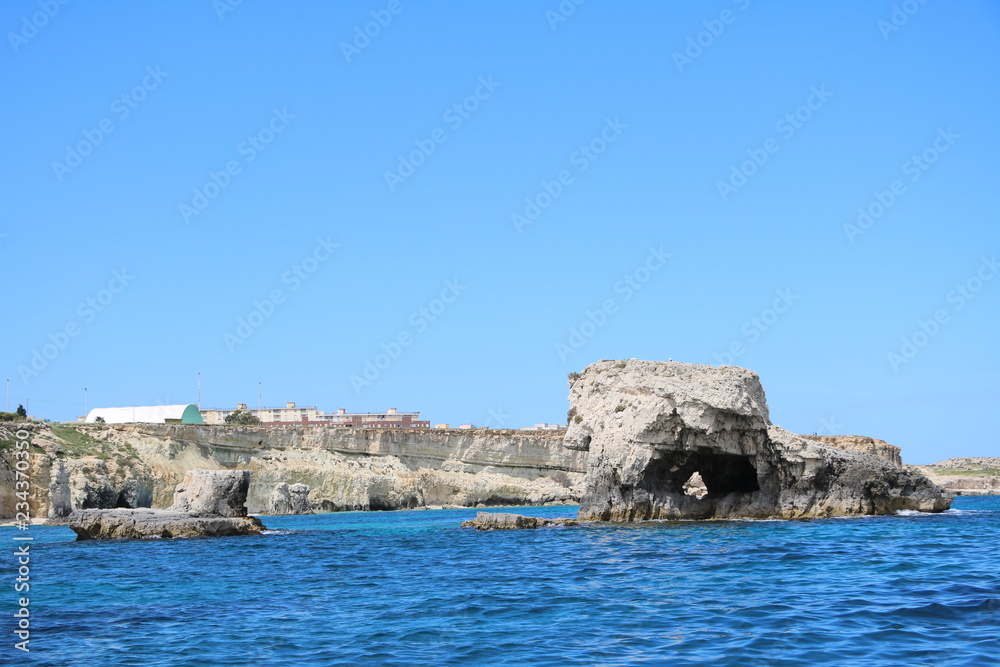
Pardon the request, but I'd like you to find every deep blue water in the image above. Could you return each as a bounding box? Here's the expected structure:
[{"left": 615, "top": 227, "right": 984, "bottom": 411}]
[{"left": 3, "top": 496, "right": 999, "bottom": 666}]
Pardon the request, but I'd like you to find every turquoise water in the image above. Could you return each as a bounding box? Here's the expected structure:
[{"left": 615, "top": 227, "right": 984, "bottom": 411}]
[{"left": 4, "top": 496, "right": 999, "bottom": 666}]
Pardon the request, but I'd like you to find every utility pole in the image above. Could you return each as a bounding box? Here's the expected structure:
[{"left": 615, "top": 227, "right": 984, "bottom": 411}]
[
  {"left": 5, "top": 378, "right": 9, "bottom": 413},
  {"left": 84, "top": 387, "right": 88, "bottom": 419},
  {"left": 258, "top": 381, "right": 262, "bottom": 415},
  {"left": 197, "top": 371, "right": 202, "bottom": 409}
]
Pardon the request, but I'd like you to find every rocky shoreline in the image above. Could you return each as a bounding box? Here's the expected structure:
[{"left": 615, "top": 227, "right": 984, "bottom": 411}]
[
  {"left": 908, "top": 457, "right": 1000, "bottom": 496},
  {"left": 0, "top": 358, "right": 974, "bottom": 526}
]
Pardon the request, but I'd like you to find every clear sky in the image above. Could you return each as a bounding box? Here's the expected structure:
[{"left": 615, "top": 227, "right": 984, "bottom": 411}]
[{"left": 2, "top": 1, "right": 997, "bottom": 464}]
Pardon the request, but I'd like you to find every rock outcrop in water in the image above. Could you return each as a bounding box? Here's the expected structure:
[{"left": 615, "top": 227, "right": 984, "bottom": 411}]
[
  {"left": 565, "top": 359, "right": 951, "bottom": 521},
  {"left": 169, "top": 469, "right": 253, "bottom": 517},
  {"left": 461, "top": 512, "right": 579, "bottom": 530},
  {"left": 67, "top": 469, "right": 263, "bottom": 540}
]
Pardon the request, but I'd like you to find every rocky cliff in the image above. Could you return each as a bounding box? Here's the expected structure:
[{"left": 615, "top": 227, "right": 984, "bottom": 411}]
[
  {"left": 0, "top": 422, "right": 585, "bottom": 520},
  {"left": 565, "top": 359, "right": 950, "bottom": 521},
  {"left": 804, "top": 435, "right": 902, "bottom": 468},
  {"left": 909, "top": 458, "right": 1000, "bottom": 496}
]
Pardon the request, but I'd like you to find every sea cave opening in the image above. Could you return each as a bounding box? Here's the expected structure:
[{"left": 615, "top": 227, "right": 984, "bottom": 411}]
[{"left": 646, "top": 449, "right": 760, "bottom": 500}]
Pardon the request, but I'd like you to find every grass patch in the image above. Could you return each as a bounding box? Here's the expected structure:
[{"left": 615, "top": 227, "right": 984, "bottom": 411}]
[
  {"left": 50, "top": 424, "right": 111, "bottom": 459},
  {"left": 934, "top": 468, "right": 1000, "bottom": 477}
]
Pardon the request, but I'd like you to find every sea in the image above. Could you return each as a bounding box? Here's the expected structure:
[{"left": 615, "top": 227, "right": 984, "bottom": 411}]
[{"left": 3, "top": 496, "right": 999, "bottom": 666}]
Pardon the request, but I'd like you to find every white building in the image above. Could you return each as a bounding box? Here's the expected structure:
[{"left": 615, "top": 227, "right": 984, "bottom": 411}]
[{"left": 85, "top": 404, "right": 204, "bottom": 424}]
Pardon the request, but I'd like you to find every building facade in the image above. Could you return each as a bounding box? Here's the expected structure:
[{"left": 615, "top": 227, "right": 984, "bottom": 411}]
[{"left": 200, "top": 403, "right": 429, "bottom": 428}]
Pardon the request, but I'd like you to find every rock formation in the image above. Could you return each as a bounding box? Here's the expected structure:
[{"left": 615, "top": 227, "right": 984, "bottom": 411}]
[
  {"left": 170, "top": 469, "right": 251, "bottom": 517},
  {"left": 267, "top": 482, "right": 312, "bottom": 515},
  {"left": 461, "top": 511, "right": 579, "bottom": 530},
  {"left": 565, "top": 359, "right": 951, "bottom": 521},
  {"left": 804, "top": 435, "right": 902, "bottom": 467},
  {"left": 67, "top": 469, "right": 263, "bottom": 540},
  {"left": 48, "top": 458, "right": 154, "bottom": 520},
  {"left": 68, "top": 508, "right": 263, "bottom": 540}
]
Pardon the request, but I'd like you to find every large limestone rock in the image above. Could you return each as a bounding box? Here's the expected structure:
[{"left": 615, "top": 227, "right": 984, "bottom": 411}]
[
  {"left": 267, "top": 482, "right": 312, "bottom": 515},
  {"left": 565, "top": 359, "right": 951, "bottom": 521},
  {"left": 170, "top": 469, "right": 251, "bottom": 517},
  {"left": 68, "top": 508, "right": 263, "bottom": 540},
  {"left": 68, "top": 469, "right": 263, "bottom": 540}
]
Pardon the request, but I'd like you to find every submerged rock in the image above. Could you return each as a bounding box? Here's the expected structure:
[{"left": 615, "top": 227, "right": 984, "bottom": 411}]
[
  {"left": 67, "top": 469, "right": 264, "bottom": 540},
  {"left": 461, "top": 511, "right": 579, "bottom": 530},
  {"left": 565, "top": 359, "right": 951, "bottom": 521}
]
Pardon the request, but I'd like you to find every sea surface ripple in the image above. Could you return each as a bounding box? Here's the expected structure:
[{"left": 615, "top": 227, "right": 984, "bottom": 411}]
[{"left": 5, "top": 496, "right": 1000, "bottom": 666}]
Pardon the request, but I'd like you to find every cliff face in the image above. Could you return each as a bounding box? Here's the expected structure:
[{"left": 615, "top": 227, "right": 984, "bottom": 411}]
[
  {"left": 1, "top": 423, "right": 155, "bottom": 522},
  {"left": 0, "top": 422, "right": 585, "bottom": 519},
  {"left": 804, "top": 435, "right": 902, "bottom": 468},
  {"left": 565, "top": 359, "right": 950, "bottom": 521}
]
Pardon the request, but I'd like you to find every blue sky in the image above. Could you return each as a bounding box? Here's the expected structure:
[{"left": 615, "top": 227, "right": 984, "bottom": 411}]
[{"left": 2, "top": 1, "right": 997, "bottom": 464}]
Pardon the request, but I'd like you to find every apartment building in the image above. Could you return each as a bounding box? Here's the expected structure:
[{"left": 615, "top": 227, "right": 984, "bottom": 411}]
[{"left": 200, "top": 403, "right": 429, "bottom": 428}]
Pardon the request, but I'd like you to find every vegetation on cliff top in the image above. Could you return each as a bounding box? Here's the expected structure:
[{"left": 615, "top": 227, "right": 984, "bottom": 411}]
[{"left": 49, "top": 424, "right": 139, "bottom": 461}]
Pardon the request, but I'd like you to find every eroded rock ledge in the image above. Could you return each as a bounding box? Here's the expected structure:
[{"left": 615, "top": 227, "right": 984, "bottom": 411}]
[
  {"left": 461, "top": 512, "right": 579, "bottom": 530},
  {"left": 565, "top": 359, "right": 951, "bottom": 521},
  {"left": 67, "top": 469, "right": 264, "bottom": 540}
]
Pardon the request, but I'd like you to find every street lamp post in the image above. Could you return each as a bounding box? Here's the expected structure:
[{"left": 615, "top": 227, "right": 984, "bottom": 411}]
[
  {"left": 258, "top": 381, "right": 262, "bottom": 415},
  {"left": 84, "top": 387, "right": 88, "bottom": 419},
  {"left": 197, "top": 371, "right": 202, "bottom": 409}
]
